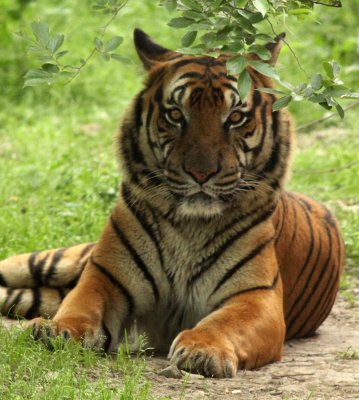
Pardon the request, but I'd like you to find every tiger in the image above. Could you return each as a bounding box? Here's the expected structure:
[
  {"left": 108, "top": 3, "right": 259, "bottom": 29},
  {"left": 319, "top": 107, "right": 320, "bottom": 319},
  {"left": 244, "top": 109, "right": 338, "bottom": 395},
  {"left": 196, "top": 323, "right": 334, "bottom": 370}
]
[{"left": 0, "top": 29, "right": 344, "bottom": 378}]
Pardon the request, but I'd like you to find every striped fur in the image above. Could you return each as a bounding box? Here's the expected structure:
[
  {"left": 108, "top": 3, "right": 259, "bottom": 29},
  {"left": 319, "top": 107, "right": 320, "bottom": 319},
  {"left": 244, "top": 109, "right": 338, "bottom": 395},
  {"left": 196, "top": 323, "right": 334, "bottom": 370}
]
[{"left": 0, "top": 29, "right": 344, "bottom": 377}]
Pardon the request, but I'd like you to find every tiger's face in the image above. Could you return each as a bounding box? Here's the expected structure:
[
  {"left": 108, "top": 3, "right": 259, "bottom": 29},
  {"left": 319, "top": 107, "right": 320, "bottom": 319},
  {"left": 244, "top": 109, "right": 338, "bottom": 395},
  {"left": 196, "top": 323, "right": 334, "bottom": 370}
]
[{"left": 119, "top": 30, "right": 292, "bottom": 218}]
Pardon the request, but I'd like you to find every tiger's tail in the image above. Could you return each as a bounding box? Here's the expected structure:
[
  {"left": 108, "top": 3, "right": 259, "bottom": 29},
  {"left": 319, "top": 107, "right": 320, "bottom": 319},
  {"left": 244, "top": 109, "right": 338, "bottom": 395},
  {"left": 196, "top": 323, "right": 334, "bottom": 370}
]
[{"left": 0, "top": 243, "right": 95, "bottom": 319}]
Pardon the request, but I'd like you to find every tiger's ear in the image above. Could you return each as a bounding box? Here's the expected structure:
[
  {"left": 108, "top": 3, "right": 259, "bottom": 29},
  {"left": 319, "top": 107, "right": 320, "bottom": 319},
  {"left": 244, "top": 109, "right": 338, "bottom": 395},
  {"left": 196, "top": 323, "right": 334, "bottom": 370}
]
[
  {"left": 134, "top": 28, "right": 174, "bottom": 70},
  {"left": 265, "top": 32, "right": 286, "bottom": 66}
]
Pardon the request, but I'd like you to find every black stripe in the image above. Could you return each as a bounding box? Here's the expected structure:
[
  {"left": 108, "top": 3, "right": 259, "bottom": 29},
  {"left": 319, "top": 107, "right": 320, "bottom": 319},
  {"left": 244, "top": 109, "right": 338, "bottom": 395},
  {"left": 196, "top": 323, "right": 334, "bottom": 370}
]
[
  {"left": 28, "top": 251, "right": 41, "bottom": 285},
  {"left": 110, "top": 216, "right": 159, "bottom": 302},
  {"left": 25, "top": 287, "right": 41, "bottom": 319},
  {"left": 66, "top": 260, "right": 87, "bottom": 288},
  {"left": 79, "top": 243, "right": 95, "bottom": 259},
  {"left": 203, "top": 200, "right": 275, "bottom": 248},
  {"left": 286, "top": 232, "right": 323, "bottom": 327},
  {"left": 122, "top": 184, "right": 170, "bottom": 284},
  {"left": 212, "top": 271, "right": 279, "bottom": 310},
  {"left": 91, "top": 258, "right": 135, "bottom": 316},
  {"left": 217, "top": 72, "right": 238, "bottom": 82},
  {"left": 275, "top": 194, "right": 287, "bottom": 245},
  {"left": 190, "top": 206, "right": 275, "bottom": 284},
  {"left": 302, "top": 224, "right": 342, "bottom": 335},
  {"left": 171, "top": 57, "right": 224, "bottom": 71},
  {"left": 134, "top": 91, "right": 145, "bottom": 129},
  {"left": 5, "top": 289, "right": 24, "bottom": 318},
  {"left": 221, "top": 82, "right": 239, "bottom": 95},
  {"left": 289, "top": 224, "right": 333, "bottom": 337},
  {"left": 102, "top": 323, "right": 112, "bottom": 353},
  {"left": 211, "top": 236, "right": 274, "bottom": 295},
  {"left": 58, "top": 288, "right": 67, "bottom": 301},
  {"left": 288, "top": 194, "right": 298, "bottom": 246},
  {"left": 286, "top": 197, "right": 315, "bottom": 300},
  {"left": 252, "top": 90, "right": 262, "bottom": 107},
  {"left": 0, "top": 272, "right": 7, "bottom": 287},
  {"left": 177, "top": 71, "right": 204, "bottom": 80},
  {"left": 44, "top": 248, "right": 66, "bottom": 285}
]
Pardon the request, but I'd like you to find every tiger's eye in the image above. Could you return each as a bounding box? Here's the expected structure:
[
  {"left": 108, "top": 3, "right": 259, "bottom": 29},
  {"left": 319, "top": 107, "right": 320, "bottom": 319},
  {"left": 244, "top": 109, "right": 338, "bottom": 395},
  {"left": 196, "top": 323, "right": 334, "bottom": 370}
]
[
  {"left": 228, "top": 111, "right": 242, "bottom": 124},
  {"left": 168, "top": 108, "right": 183, "bottom": 122}
]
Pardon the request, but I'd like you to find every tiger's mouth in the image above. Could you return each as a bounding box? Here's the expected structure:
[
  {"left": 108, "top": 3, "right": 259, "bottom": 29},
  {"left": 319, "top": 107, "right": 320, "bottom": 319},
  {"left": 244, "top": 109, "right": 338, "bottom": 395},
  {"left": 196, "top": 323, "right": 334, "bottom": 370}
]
[
  {"left": 175, "top": 190, "right": 224, "bottom": 218},
  {"left": 185, "top": 192, "right": 214, "bottom": 204}
]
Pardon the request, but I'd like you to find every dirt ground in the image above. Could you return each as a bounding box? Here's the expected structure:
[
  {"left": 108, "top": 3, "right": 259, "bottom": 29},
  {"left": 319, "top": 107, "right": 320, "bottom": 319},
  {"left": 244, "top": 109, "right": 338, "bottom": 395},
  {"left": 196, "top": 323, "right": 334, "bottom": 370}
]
[{"left": 146, "top": 288, "right": 359, "bottom": 400}]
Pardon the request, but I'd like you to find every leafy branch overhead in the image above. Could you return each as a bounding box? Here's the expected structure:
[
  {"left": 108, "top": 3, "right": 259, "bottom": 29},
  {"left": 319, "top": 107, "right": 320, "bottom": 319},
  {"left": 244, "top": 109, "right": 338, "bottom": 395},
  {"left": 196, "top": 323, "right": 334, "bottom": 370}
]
[
  {"left": 18, "top": 0, "right": 130, "bottom": 87},
  {"left": 19, "top": 0, "right": 358, "bottom": 118},
  {"left": 162, "top": 0, "right": 357, "bottom": 117}
]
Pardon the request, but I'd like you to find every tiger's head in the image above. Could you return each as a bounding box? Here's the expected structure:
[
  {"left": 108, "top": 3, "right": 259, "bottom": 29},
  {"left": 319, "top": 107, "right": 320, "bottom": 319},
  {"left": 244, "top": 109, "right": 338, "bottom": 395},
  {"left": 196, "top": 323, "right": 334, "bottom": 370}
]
[{"left": 119, "top": 29, "right": 292, "bottom": 219}]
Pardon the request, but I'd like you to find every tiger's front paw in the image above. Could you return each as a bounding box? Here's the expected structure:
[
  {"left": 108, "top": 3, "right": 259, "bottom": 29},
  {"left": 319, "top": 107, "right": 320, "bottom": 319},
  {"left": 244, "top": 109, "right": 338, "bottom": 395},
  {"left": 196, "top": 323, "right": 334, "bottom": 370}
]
[
  {"left": 168, "top": 329, "right": 238, "bottom": 378},
  {"left": 28, "top": 317, "right": 101, "bottom": 348}
]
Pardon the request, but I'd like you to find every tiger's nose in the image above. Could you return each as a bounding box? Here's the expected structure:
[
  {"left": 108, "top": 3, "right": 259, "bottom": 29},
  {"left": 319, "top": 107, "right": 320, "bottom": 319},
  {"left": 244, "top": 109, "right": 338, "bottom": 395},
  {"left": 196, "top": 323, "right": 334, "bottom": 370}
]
[{"left": 184, "top": 166, "right": 218, "bottom": 184}]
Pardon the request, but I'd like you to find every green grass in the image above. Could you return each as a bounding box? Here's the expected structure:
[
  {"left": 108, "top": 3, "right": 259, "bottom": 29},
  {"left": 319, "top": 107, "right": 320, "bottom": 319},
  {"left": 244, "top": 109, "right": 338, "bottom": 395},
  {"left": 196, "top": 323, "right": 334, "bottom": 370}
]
[
  {"left": 0, "top": 325, "right": 152, "bottom": 399},
  {"left": 0, "top": 1, "right": 358, "bottom": 398}
]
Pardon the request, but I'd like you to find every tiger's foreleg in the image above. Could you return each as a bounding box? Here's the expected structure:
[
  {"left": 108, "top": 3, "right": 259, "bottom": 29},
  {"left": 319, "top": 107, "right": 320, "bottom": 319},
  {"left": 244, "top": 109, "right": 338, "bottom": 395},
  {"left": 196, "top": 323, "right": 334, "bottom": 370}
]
[
  {"left": 30, "top": 205, "right": 160, "bottom": 352},
  {"left": 30, "top": 256, "right": 130, "bottom": 351},
  {"left": 169, "top": 265, "right": 285, "bottom": 378}
]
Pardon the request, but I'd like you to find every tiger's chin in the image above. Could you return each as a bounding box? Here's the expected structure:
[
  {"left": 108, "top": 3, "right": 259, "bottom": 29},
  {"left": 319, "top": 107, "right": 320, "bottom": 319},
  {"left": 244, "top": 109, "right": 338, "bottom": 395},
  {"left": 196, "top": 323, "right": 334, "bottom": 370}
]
[{"left": 176, "top": 193, "right": 224, "bottom": 219}]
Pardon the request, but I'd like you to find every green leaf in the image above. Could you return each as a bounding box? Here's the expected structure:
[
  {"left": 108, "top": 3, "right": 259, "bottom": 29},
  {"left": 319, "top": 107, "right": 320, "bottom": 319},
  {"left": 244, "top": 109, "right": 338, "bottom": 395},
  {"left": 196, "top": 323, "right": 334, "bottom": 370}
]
[
  {"left": 303, "top": 87, "right": 314, "bottom": 97},
  {"left": 94, "top": 37, "right": 103, "bottom": 50},
  {"left": 248, "top": 44, "right": 272, "bottom": 61},
  {"left": 163, "top": 0, "right": 177, "bottom": 12},
  {"left": 310, "top": 73, "right": 323, "bottom": 90},
  {"left": 288, "top": 8, "right": 312, "bottom": 15},
  {"left": 322, "top": 61, "right": 334, "bottom": 79},
  {"left": 341, "top": 93, "right": 359, "bottom": 99},
  {"left": 56, "top": 50, "right": 68, "bottom": 59},
  {"left": 31, "top": 21, "right": 49, "bottom": 46},
  {"left": 331, "top": 61, "right": 340, "bottom": 78},
  {"left": 182, "top": 30, "right": 197, "bottom": 47},
  {"left": 25, "top": 69, "right": 52, "bottom": 79},
  {"left": 273, "top": 95, "right": 292, "bottom": 111},
  {"left": 233, "top": 13, "right": 256, "bottom": 34},
  {"left": 182, "top": 10, "right": 203, "bottom": 19},
  {"left": 181, "top": 0, "right": 202, "bottom": 12},
  {"left": 322, "top": 86, "right": 349, "bottom": 97},
  {"left": 42, "top": 63, "right": 60, "bottom": 73},
  {"left": 248, "top": 60, "right": 279, "bottom": 80},
  {"left": 111, "top": 53, "right": 131, "bottom": 63},
  {"left": 168, "top": 17, "right": 195, "bottom": 28},
  {"left": 253, "top": 0, "right": 269, "bottom": 16},
  {"left": 105, "top": 36, "right": 123, "bottom": 52},
  {"left": 200, "top": 32, "right": 217, "bottom": 45},
  {"left": 256, "top": 88, "right": 286, "bottom": 95},
  {"left": 227, "top": 55, "right": 247, "bottom": 74},
  {"left": 335, "top": 103, "right": 344, "bottom": 119},
  {"left": 49, "top": 34, "right": 64, "bottom": 53},
  {"left": 237, "top": 69, "right": 252, "bottom": 102},
  {"left": 24, "top": 78, "right": 51, "bottom": 87}
]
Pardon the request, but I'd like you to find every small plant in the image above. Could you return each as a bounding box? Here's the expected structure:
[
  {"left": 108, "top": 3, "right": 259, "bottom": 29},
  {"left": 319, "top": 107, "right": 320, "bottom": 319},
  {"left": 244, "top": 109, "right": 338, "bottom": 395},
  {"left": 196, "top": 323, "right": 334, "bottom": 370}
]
[{"left": 337, "top": 346, "right": 359, "bottom": 360}]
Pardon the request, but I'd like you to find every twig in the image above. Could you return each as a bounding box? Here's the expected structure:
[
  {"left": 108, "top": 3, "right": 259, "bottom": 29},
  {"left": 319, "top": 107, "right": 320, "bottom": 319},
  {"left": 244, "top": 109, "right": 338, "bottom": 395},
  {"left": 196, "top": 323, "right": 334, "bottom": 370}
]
[
  {"left": 266, "top": 19, "right": 309, "bottom": 80},
  {"left": 308, "top": 0, "right": 342, "bottom": 7},
  {"left": 297, "top": 101, "right": 359, "bottom": 131},
  {"left": 66, "top": 1, "right": 128, "bottom": 84}
]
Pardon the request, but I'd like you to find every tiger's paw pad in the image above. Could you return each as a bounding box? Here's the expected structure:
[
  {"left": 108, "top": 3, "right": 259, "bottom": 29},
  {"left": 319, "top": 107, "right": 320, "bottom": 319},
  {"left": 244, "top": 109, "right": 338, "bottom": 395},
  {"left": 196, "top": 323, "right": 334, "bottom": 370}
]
[{"left": 168, "top": 330, "right": 238, "bottom": 378}]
